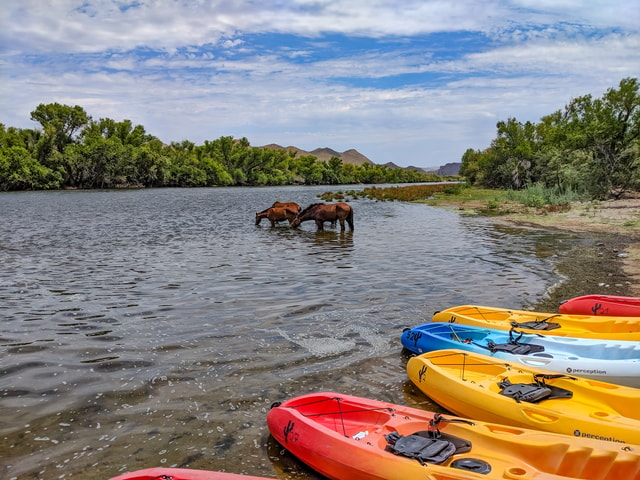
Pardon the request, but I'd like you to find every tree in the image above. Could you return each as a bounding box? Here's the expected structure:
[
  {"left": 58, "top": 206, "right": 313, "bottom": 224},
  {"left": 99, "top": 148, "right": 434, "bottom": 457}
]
[
  {"left": 30, "top": 103, "right": 89, "bottom": 163},
  {"left": 571, "top": 78, "right": 639, "bottom": 197},
  {"left": 489, "top": 118, "right": 538, "bottom": 189},
  {"left": 131, "top": 140, "right": 170, "bottom": 187},
  {"left": 0, "top": 146, "right": 61, "bottom": 191},
  {"left": 463, "top": 78, "right": 640, "bottom": 198},
  {"left": 459, "top": 148, "right": 482, "bottom": 184}
]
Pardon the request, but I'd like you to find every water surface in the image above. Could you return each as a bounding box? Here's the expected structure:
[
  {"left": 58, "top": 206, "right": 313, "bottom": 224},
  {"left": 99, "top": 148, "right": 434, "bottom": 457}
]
[{"left": 0, "top": 186, "right": 580, "bottom": 479}]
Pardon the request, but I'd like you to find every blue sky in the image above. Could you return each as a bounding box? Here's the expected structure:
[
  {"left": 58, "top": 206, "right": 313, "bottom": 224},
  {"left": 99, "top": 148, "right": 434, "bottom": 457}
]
[{"left": 1, "top": 1, "right": 639, "bottom": 168}]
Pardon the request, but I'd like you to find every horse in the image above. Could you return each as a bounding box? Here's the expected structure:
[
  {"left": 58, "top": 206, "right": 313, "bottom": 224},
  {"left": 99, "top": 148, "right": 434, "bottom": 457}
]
[
  {"left": 255, "top": 206, "right": 298, "bottom": 227},
  {"left": 291, "top": 202, "right": 354, "bottom": 231},
  {"left": 272, "top": 201, "right": 301, "bottom": 213}
]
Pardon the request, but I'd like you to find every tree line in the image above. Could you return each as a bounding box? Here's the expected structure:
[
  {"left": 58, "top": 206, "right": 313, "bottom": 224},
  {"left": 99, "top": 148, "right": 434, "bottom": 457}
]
[
  {"left": 460, "top": 77, "right": 640, "bottom": 199},
  {"left": 0, "top": 105, "right": 439, "bottom": 191}
]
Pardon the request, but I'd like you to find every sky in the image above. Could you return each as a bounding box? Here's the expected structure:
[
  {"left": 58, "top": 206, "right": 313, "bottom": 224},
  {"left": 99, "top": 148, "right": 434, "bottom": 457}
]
[{"left": 1, "top": 1, "right": 639, "bottom": 169}]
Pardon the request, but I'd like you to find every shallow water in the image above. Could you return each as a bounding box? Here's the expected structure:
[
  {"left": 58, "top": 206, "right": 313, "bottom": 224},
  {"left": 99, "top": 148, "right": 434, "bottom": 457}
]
[{"left": 0, "top": 186, "right": 580, "bottom": 479}]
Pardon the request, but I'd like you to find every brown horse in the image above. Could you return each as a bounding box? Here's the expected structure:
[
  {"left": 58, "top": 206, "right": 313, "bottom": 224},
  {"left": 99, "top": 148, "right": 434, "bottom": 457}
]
[
  {"left": 272, "top": 201, "right": 301, "bottom": 213},
  {"left": 291, "top": 202, "right": 354, "bottom": 231},
  {"left": 255, "top": 206, "right": 298, "bottom": 227}
]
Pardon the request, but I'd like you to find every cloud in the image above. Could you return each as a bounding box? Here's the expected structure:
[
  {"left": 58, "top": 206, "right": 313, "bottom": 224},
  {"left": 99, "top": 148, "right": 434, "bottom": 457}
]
[{"left": 1, "top": 0, "right": 638, "bottom": 167}]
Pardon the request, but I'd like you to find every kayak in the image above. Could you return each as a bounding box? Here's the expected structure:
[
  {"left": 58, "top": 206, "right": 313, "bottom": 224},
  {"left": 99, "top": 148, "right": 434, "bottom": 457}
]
[
  {"left": 406, "top": 349, "right": 640, "bottom": 445},
  {"left": 108, "top": 468, "right": 274, "bottom": 480},
  {"left": 432, "top": 304, "right": 640, "bottom": 341},
  {"left": 559, "top": 294, "right": 640, "bottom": 317},
  {"left": 267, "top": 392, "right": 640, "bottom": 480},
  {"left": 400, "top": 322, "right": 640, "bottom": 387}
]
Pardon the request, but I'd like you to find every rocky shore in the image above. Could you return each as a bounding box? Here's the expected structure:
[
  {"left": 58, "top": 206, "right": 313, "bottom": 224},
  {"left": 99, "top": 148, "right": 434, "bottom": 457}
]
[{"left": 434, "top": 194, "right": 640, "bottom": 310}]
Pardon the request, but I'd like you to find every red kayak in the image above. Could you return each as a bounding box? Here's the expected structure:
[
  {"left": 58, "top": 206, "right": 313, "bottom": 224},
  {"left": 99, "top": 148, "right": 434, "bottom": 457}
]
[
  {"left": 559, "top": 294, "right": 640, "bottom": 316},
  {"left": 108, "top": 468, "right": 275, "bottom": 480},
  {"left": 267, "top": 392, "right": 640, "bottom": 480}
]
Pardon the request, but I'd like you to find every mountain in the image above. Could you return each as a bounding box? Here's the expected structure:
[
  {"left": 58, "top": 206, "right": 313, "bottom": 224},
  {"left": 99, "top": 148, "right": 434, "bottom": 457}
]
[
  {"left": 259, "top": 143, "right": 460, "bottom": 174},
  {"left": 384, "top": 162, "right": 403, "bottom": 169},
  {"left": 259, "top": 144, "right": 373, "bottom": 166},
  {"left": 436, "top": 162, "right": 461, "bottom": 176}
]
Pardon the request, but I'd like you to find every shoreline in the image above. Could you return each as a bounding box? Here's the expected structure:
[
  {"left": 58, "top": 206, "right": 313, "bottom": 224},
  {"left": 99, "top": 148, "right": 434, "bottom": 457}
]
[{"left": 429, "top": 195, "right": 640, "bottom": 309}]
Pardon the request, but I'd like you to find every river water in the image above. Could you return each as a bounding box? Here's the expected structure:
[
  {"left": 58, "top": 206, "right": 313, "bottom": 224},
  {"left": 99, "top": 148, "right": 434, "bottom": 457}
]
[{"left": 0, "top": 186, "right": 582, "bottom": 480}]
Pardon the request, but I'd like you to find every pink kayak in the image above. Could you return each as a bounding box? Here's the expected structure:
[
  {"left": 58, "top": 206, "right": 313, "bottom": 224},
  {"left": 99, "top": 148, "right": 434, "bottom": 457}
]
[
  {"left": 559, "top": 294, "right": 640, "bottom": 316},
  {"left": 108, "top": 468, "right": 275, "bottom": 480}
]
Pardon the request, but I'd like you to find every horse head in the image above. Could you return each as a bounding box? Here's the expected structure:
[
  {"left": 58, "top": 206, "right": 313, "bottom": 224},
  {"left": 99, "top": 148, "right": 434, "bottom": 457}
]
[
  {"left": 290, "top": 213, "right": 302, "bottom": 228},
  {"left": 291, "top": 203, "right": 322, "bottom": 228}
]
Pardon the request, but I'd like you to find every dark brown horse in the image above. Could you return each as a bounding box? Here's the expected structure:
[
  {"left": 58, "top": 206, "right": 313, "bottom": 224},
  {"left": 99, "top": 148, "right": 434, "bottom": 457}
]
[
  {"left": 291, "top": 202, "right": 354, "bottom": 231},
  {"left": 272, "top": 201, "right": 301, "bottom": 213},
  {"left": 255, "top": 206, "right": 298, "bottom": 227}
]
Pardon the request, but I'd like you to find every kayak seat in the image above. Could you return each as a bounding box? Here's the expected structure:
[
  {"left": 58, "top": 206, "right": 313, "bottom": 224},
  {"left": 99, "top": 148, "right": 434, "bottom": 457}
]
[
  {"left": 511, "top": 320, "right": 560, "bottom": 330},
  {"left": 385, "top": 430, "right": 471, "bottom": 465},
  {"left": 486, "top": 340, "right": 544, "bottom": 355},
  {"left": 498, "top": 377, "right": 573, "bottom": 403}
]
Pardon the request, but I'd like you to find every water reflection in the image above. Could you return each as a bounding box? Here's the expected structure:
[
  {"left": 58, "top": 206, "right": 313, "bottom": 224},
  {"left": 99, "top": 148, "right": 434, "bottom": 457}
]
[{"left": 309, "top": 230, "right": 354, "bottom": 248}]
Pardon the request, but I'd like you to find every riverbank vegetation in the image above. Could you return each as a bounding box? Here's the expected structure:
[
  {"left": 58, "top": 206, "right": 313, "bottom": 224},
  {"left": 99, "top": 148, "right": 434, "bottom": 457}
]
[
  {"left": 2, "top": 78, "right": 637, "bottom": 196},
  {"left": 0, "top": 104, "right": 439, "bottom": 191},
  {"left": 319, "top": 183, "right": 463, "bottom": 202},
  {"left": 460, "top": 77, "right": 640, "bottom": 200}
]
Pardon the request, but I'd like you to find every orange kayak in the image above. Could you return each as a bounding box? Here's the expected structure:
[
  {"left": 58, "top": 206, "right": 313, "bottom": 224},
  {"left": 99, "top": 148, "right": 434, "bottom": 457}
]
[
  {"left": 267, "top": 392, "right": 640, "bottom": 480},
  {"left": 559, "top": 294, "right": 640, "bottom": 316},
  {"left": 109, "top": 468, "right": 274, "bottom": 480}
]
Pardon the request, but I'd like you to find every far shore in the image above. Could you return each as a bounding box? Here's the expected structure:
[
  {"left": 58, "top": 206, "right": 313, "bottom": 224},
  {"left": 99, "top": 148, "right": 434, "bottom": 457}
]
[{"left": 426, "top": 193, "right": 640, "bottom": 305}]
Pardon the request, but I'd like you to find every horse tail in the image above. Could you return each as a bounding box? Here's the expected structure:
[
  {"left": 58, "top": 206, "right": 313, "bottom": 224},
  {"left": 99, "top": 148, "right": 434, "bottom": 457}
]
[{"left": 346, "top": 206, "right": 354, "bottom": 230}]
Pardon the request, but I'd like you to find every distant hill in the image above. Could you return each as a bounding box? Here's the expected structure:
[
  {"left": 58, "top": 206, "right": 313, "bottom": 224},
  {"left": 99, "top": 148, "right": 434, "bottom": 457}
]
[
  {"left": 384, "top": 162, "right": 402, "bottom": 169},
  {"left": 258, "top": 143, "right": 460, "bottom": 174},
  {"left": 436, "top": 162, "right": 461, "bottom": 176},
  {"left": 259, "top": 144, "right": 374, "bottom": 166}
]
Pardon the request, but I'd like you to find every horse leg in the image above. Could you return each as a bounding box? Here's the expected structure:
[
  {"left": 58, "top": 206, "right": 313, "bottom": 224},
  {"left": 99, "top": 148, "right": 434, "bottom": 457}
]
[
  {"left": 338, "top": 218, "right": 345, "bottom": 231},
  {"left": 315, "top": 219, "right": 324, "bottom": 230}
]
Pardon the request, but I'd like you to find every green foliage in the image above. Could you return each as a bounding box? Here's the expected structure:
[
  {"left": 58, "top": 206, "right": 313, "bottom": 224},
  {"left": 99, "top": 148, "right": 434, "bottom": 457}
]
[
  {"left": 30, "top": 103, "right": 89, "bottom": 164},
  {"left": 443, "top": 183, "right": 465, "bottom": 195},
  {"left": 505, "top": 183, "right": 585, "bottom": 207},
  {"left": 485, "top": 199, "right": 501, "bottom": 210},
  {"left": 321, "top": 183, "right": 461, "bottom": 202},
  {"left": 463, "top": 78, "right": 640, "bottom": 200},
  {"left": 0, "top": 145, "right": 62, "bottom": 191},
  {"left": 0, "top": 103, "right": 440, "bottom": 191}
]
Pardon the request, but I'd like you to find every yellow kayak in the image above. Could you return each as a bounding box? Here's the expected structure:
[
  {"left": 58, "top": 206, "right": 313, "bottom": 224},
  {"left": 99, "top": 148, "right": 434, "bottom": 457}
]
[
  {"left": 407, "top": 349, "right": 640, "bottom": 445},
  {"left": 433, "top": 304, "right": 640, "bottom": 340}
]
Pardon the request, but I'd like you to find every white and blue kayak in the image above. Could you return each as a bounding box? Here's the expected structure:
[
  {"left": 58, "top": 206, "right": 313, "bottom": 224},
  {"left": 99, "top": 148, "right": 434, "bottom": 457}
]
[{"left": 401, "top": 322, "right": 640, "bottom": 388}]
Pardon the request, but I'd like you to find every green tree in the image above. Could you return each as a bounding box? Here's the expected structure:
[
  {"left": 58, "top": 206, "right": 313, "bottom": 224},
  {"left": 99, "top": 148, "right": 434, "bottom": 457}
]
[
  {"left": 488, "top": 118, "right": 538, "bottom": 189},
  {"left": 131, "top": 140, "right": 171, "bottom": 187},
  {"left": 294, "top": 155, "right": 325, "bottom": 184},
  {"left": 61, "top": 136, "right": 129, "bottom": 188},
  {"left": 30, "top": 103, "right": 89, "bottom": 164},
  {"left": 0, "top": 146, "right": 61, "bottom": 191},
  {"left": 459, "top": 148, "right": 482, "bottom": 184},
  {"left": 562, "top": 77, "right": 640, "bottom": 197}
]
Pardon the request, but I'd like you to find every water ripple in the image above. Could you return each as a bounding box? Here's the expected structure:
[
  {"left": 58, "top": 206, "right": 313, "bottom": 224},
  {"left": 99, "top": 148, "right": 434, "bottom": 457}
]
[{"left": 0, "top": 186, "right": 581, "bottom": 479}]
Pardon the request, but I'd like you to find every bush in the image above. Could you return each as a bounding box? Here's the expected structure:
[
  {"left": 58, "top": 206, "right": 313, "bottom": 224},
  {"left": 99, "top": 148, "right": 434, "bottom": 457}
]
[{"left": 506, "top": 183, "right": 585, "bottom": 207}]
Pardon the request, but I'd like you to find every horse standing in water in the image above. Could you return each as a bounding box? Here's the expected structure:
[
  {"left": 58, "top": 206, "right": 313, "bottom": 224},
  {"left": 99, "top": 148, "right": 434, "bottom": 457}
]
[
  {"left": 291, "top": 203, "right": 354, "bottom": 231},
  {"left": 255, "top": 206, "right": 298, "bottom": 227}
]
